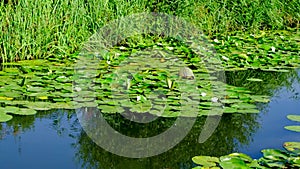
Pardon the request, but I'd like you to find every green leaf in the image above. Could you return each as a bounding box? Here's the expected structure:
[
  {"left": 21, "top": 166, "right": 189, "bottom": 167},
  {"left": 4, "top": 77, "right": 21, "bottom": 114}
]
[
  {"left": 14, "top": 108, "right": 37, "bottom": 115},
  {"left": 192, "top": 156, "right": 219, "bottom": 167},
  {"left": 231, "top": 103, "right": 257, "bottom": 109},
  {"left": 246, "top": 78, "right": 263, "bottom": 82},
  {"left": 219, "top": 157, "right": 249, "bottom": 169},
  {"left": 238, "top": 109, "right": 260, "bottom": 113},
  {"left": 250, "top": 95, "right": 270, "bottom": 103},
  {"left": 287, "top": 115, "right": 300, "bottom": 122},
  {"left": 284, "top": 126, "right": 300, "bottom": 132},
  {"left": 261, "top": 149, "right": 288, "bottom": 161},
  {"left": 228, "top": 153, "right": 253, "bottom": 162},
  {"left": 0, "top": 111, "right": 13, "bottom": 122},
  {"left": 224, "top": 107, "right": 238, "bottom": 113},
  {"left": 283, "top": 142, "right": 300, "bottom": 153}
]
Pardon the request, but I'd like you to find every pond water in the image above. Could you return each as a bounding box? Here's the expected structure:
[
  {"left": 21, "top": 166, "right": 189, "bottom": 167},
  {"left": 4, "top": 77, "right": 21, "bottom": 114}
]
[{"left": 0, "top": 69, "right": 299, "bottom": 169}]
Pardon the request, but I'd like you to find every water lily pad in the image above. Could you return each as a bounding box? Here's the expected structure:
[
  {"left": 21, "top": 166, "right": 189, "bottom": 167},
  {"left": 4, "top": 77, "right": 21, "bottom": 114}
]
[
  {"left": 73, "top": 97, "right": 95, "bottom": 102},
  {"left": 237, "top": 109, "right": 260, "bottom": 113},
  {"left": 14, "top": 108, "right": 37, "bottom": 115},
  {"left": 231, "top": 103, "right": 257, "bottom": 109},
  {"left": 250, "top": 95, "right": 270, "bottom": 103},
  {"left": 224, "top": 107, "right": 238, "bottom": 113},
  {"left": 283, "top": 142, "right": 300, "bottom": 153},
  {"left": 287, "top": 115, "right": 300, "bottom": 122},
  {"left": 246, "top": 78, "right": 263, "bottom": 82},
  {"left": 51, "top": 102, "right": 76, "bottom": 109},
  {"left": 192, "top": 156, "right": 219, "bottom": 167},
  {"left": 284, "top": 126, "right": 300, "bottom": 132},
  {"left": 98, "top": 105, "right": 124, "bottom": 113},
  {"left": 219, "top": 156, "right": 248, "bottom": 169},
  {"left": 161, "top": 110, "right": 180, "bottom": 117},
  {"left": 4, "top": 106, "right": 20, "bottom": 113},
  {"left": 261, "top": 149, "right": 288, "bottom": 161},
  {"left": 0, "top": 96, "right": 14, "bottom": 101},
  {"left": 0, "top": 108, "right": 13, "bottom": 122},
  {"left": 228, "top": 153, "right": 253, "bottom": 162},
  {"left": 24, "top": 102, "right": 53, "bottom": 110},
  {"left": 130, "top": 101, "right": 152, "bottom": 113}
]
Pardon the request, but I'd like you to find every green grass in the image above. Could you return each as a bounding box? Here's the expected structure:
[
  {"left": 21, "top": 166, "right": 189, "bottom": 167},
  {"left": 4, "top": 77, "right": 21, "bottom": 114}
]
[{"left": 0, "top": 0, "right": 299, "bottom": 62}]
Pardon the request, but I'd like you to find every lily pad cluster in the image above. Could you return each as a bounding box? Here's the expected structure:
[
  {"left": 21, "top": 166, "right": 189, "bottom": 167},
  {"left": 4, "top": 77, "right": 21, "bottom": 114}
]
[
  {"left": 3, "top": 30, "right": 298, "bottom": 122},
  {"left": 74, "top": 36, "right": 272, "bottom": 118},
  {"left": 212, "top": 29, "right": 300, "bottom": 71},
  {"left": 192, "top": 144, "right": 300, "bottom": 169},
  {"left": 0, "top": 59, "right": 78, "bottom": 122}
]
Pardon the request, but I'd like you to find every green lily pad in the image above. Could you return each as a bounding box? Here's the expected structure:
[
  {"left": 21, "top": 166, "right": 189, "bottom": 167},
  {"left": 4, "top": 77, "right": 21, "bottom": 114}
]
[
  {"left": 0, "top": 96, "right": 14, "bottom": 101},
  {"left": 219, "top": 157, "right": 248, "bottom": 169},
  {"left": 228, "top": 153, "right": 253, "bottom": 162},
  {"left": 98, "top": 105, "right": 124, "bottom": 113},
  {"left": 250, "top": 95, "right": 270, "bottom": 103},
  {"left": 258, "top": 158, "right": 286, "bottom": 168},
  {"left": 247, "top": 78, "right": 263, "bottom": 82},
  {"left": 231, "top": 103, "right": 257, "bottom": 109},
  {"left": 238, "top": 109, "right": 260, "bottom": 113},
  {"left": 261, "top": 149, "right": 288, "bottom": 161},
  {"left": 283, "top": 142, "right": 300, "bottom": 152},
  {"left": 4, "top": 106, "right": 20, "bottom": 113},
  {"left": 287, "top": 115, "right": 300, "bottom": 122},
  {"left": 221, "top": 99, "right": 243, "bottom": 104},
  {"left": 14, "top": 108, "right": 37, "bottom": 115},
  {"left": 284, "top": 126, "right": 300, "bottom": 132},
  {"left": 224, "top": 107, "right": 238, "bottom": 113},
  {"left": 0, "top": 109, "right": 13, "bottom": 122},
  {"left": 24, "top": 102, "right": 53, "bottom": 110},
  {"left": 192, "top": 156, "right": 220, "bottom": 167},
  {"left": 130, "top": 101, "right": 152, "bottom": 113}
]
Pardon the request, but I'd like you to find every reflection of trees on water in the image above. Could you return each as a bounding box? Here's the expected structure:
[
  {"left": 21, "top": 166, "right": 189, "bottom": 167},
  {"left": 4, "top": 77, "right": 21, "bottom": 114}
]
[
  {"left": 226, "top": 69, "right": 300, "bottom": 113},
  {"left": 71, "top": 69, "right": 300, "bottom": 168},
  {"left": 0, "top": 115, "right": 35, "bottom": 140},
  {"left": 226, "top": 69, "right": 300, "bottom": 96},
  {"left": 72, "top": 109, "right": 258, "bottom": 169}
]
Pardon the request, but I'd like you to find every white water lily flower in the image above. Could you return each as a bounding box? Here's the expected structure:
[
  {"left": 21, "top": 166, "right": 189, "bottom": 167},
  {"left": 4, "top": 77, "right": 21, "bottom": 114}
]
[
  {"left": 271, "top": 46, "right": 276, "bottom": 52},
  {"left": 74, "top": 87, "right": 81, "bottom": 92},
  {"left": 119, "top": 46, "right": 126, "bottom": 50},
  {"left": 201, "top": 92, "right": 207, "bottom": 97},
  {"left": 166, "top": 46, "right": 174, "bottom": 50},
  {"left": 211, "top": 97, "right": 219, "bottom": 103},
  {"left": 222, "top": 56, "right": 229, "bottom": 61}
]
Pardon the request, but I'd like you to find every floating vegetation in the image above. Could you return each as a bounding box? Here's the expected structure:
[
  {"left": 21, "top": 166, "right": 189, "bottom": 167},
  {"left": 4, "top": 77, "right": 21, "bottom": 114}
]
[
  {"left": 212, "top": 30, "right": 300, "bottom": 71},
  {"left": 192, "top": 143, "right": 300, "bottom": 169},
  {"left": 285, "top": 114, "right": 300, "bottom": 133},
  {"left": 1, "top": 31, "right": 299, "bottom": 122}
]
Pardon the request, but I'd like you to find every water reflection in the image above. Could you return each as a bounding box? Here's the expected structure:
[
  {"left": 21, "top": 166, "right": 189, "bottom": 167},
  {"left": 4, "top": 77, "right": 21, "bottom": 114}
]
[
  {"left": 0, "top": 69, "right": 299, "bottom": 168},
  {"left": 72, "top": 112, "right": 258, "bottom": 169}
]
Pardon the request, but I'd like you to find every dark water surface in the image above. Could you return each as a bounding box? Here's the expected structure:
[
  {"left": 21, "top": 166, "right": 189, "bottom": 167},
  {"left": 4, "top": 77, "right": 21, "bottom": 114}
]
[
  {"left": 0, "top": 69, "right": 299, "bottom": 169},
  {"left": 238, "top": 70, "right": 300, "bottom": 158}
]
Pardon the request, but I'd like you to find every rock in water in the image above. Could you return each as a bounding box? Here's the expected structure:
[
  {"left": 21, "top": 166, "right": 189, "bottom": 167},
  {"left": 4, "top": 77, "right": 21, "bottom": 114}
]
[{"left": 179, "top": 67, "right": 195, "bottom": 79}]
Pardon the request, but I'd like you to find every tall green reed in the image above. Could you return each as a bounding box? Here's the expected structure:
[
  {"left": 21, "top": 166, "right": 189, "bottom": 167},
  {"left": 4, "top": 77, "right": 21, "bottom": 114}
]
[{"left": 0, "top": 0, "right": 298, "bottom": 62}]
